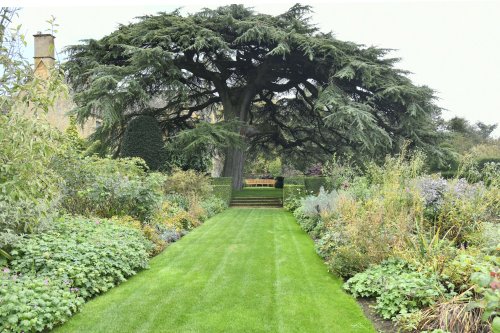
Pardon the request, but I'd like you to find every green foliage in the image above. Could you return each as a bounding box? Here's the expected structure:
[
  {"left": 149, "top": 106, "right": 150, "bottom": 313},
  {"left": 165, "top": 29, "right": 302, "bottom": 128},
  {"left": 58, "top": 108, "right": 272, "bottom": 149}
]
[
  {"left": 200, "top": 197, "right": 228, "bottom": 219},
  {"left": 53, "top": 155, "right": 165, "bottom": 222},
  {"left": 163, "top": 139, "right": 212, "bottom": 173},
  {"left": 64, "top": 116, "right": 86, "bottom": 151},
  {"left": 283, "top": 184, "right": 306, "bottom": 212},
  {"left": 285, "top": 177, "right": 305, "bottom": 185},
  {"left": 0, "top": 113, "right": 66, "bottom": 260},
  {"left": 442, "top": 251, "right": 498, "bottom": 291},
  {"left": 245, "top": 154, "right": 282, "bottom": 177},
  {"left": 120, "top": 115, "right": 165, "bottom": 171},
  {"left": 322, "top": 154, "right": 360, "bottom": 190},
  {"left": 210, "top": 177, "right": 232, "bottom": 185},
  {"left": 9, "top": 216, "right": 152, "bottom": 299},
  {"left": 65, "top": 4, "right": 443, "bottom": 165},
  {"left": 164, "top": 121, "right": 243, "bottom": 173},
  {"left": 304, "top": 176, "right": 328, "bottom": 194},
  {"left": 344, "top": 259, "right": 450, "bottom": 319},
  {"left": 164, "top": 169, "right": 212, "bottom": 199},
  {"left": 1, "top": 8, "right": 68, "bottom": 113},
  {"left": 0, "top": 270, "right": 84, "bottom": 333},
  {"left": 468, "top": 270, "right": 500, "bottom": 324}
]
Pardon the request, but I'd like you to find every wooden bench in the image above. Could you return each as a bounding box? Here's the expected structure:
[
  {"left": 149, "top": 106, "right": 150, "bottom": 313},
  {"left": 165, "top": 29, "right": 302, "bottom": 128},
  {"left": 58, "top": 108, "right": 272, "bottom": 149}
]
[{"left": 244, "top": 179, "right": 276, "bottom": 187}]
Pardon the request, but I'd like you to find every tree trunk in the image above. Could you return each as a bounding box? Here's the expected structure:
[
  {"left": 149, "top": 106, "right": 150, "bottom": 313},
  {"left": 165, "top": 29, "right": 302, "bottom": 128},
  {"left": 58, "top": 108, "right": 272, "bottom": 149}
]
[
  {"left": 222, "top": 146, "right": 245, "bottom": 190},
  {"left": 220, "top": 89, "right": 254, "bottom": 190}
]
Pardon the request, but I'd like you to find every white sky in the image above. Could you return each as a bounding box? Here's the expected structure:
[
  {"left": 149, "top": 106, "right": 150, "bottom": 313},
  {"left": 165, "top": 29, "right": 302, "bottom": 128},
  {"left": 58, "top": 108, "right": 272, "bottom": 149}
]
[{"left": 7, "top": 0, "right": 500, "bottom": 136}]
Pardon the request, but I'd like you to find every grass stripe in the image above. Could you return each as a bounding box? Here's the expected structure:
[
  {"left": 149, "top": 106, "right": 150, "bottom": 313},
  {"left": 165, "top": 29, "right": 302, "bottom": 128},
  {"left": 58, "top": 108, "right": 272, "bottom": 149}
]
[{"left": 53, "top": 208, "right": 375, "bottom": 333}]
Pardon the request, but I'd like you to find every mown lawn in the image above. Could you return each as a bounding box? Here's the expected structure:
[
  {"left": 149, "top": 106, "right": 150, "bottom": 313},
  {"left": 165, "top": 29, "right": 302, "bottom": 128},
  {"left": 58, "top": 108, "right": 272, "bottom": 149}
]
[{"left": 54, "top": 208, "right": 374, "bottom": 333}]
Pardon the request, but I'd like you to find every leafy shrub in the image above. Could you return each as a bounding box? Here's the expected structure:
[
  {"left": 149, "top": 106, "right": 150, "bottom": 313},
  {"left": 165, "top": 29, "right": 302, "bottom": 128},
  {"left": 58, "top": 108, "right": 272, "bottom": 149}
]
[
  {"left": 469, "top": 270, "right": 500, "bottom": 325},
  {"left": 200, "top": 197, "right": 227, "bottom": 218},
  {"left": 152, "top": 200, "right": 196, "bottom": 232},
  {"left": 344, "top": 259, "right": 450, "bottom": 319},
  {"left": 0, "top": 113, "right": 65, "bottom": 247},
  {"left": 9, "top": 217, "right": 152, "bottom": 299},
  {"left": 120, "top": 115, "right": 165, "bottom": 170},
  {"left": 110, "top": 215, "right": 166, "bottom": 256},
  {"left": 164, "top": 169, "right": 212, "bottom": 199},
  {"left": 283, "top": 185, "right": 306, "bottom": 212},
  {"left": 315, "top": 228, "right": 348, "bottom": 259},
  {"left": 442, "top": 251, "right": 498, "bottom": 291},
  {"left": 322, "top": 154, "right": 360, "bottom": 190},
  {"left": 293, "top": 207, "right": 322, "bottom": 237},
  {"left": 0, "top": 269, "right": 84, "bottom": 333},
  {"left": 54, "top": 155, "right": 165, "bottom": 222},
  {"left": 327, "top": 245, "right": 372, "bottom": 279},
  {"left": 300, "top": 188, "right": 341, "bottom": 217}
]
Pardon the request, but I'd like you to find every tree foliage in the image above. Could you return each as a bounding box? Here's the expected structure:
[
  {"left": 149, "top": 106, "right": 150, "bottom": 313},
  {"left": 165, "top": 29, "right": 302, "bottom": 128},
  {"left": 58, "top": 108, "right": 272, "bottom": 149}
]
[
  {"left": 120, "top": 115, "right": 165, "bottom": 170},
  {"left": 65, "top": 4, "right": 443, "bottom": 187}
]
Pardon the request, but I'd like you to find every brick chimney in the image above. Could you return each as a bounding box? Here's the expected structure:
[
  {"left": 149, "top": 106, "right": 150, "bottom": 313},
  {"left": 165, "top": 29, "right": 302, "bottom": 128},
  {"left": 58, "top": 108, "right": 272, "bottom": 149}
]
[{"left": 33, "top": 32, "right": 55, "bottom": 78}]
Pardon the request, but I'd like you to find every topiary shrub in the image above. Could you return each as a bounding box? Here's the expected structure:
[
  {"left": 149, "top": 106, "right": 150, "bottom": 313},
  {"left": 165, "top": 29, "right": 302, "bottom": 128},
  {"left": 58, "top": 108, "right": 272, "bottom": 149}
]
[{"left": 120, "top": 115, "right": 165, "bottom": 171}]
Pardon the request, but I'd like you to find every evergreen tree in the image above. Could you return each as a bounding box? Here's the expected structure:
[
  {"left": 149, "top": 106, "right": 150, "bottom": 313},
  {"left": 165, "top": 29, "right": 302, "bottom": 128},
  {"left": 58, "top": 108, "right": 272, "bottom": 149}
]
[
  {"left": 120, "top": 115, "right": 164, "bottom": 170},
  {"left": 66, "top": 4, "right": 442, "bottom": 189}
]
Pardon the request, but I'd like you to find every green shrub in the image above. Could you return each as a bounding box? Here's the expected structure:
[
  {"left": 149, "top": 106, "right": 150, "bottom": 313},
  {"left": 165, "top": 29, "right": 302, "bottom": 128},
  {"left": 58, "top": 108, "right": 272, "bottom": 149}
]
[
  {"left": 283, "top": 185, "right": 306, "bottom": 212},
  {"left": 327, "top": 245, "right": 372, "bottom": 278},
  {"left": 344, "top": 259, "right": 450, "bottom": 319},
  {"left": 322, "top": 155, "right": 360, "bottom": 190},
  {"left": 120, "top": 115, "right": 165, "bottom": 171},
  {"left": 0, "top": 113, "right": 65, "bottom": 243},
  {"left": 0, "top": 270, "right": 84, "bottom": 333},
  {"left": 200, "top": 197, "right": 228, "bottom": 218},
  {"left": 442, "top": 251, "right": 498, "bottom": 291},
  {"left": 53, "top": 156, "right": 165, "bottom": 222},
  {"left": 164, "top": 169, "right": 212, "bottom": 199},
  {"left": 212, "top": 184, "right": 232, "bottom": 205},
  {"left": 9, "top": 216, "right": 152, "bottom": 299}
]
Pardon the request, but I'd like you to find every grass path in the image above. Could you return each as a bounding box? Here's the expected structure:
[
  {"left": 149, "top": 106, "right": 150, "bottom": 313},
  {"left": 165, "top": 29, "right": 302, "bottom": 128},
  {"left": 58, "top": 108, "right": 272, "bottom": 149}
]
[{"left": 54, "top": 208, "right": 374, "bottom": 333}]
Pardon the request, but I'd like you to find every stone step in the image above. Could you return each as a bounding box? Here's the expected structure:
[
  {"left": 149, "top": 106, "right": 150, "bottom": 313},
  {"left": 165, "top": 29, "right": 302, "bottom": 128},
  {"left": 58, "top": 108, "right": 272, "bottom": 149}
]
[
  {"left": 231, "top": 197, "right": 283, "bottom": 200},
  {"left": 231, "top": 199, "right": 282, "bottom": 203}
]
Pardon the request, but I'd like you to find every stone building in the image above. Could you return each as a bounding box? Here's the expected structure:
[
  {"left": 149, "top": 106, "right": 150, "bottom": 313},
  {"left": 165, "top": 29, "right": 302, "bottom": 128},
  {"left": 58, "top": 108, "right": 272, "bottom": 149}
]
[{"left": 33, "top": 32, "right": 99, "bottom": 137}]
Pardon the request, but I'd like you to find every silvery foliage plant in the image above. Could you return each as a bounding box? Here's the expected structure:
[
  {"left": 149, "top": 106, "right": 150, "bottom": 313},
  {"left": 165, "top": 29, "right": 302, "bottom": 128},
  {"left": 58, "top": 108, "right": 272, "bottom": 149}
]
[{"left": 301, "top": 187, "right": 341, "bottom": 217}]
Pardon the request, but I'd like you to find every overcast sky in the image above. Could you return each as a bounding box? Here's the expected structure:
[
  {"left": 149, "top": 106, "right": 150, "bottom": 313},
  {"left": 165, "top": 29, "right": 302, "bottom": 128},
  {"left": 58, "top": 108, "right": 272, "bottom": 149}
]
[{"left": 8, "top": 0, "right": 500, "bottom": 136}]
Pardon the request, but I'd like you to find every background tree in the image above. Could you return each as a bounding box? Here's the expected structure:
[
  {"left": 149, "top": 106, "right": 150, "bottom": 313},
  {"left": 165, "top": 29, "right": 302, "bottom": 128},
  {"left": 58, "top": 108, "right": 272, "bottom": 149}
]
[
  {"left": 428, "top": 116, "right": 499, "bottom": 173},
  {"left": 65, "top": 4, "right": 442, "bottom": 189},
  {"left": 120, "top": 115, "right": 165, "bottom": 170}
]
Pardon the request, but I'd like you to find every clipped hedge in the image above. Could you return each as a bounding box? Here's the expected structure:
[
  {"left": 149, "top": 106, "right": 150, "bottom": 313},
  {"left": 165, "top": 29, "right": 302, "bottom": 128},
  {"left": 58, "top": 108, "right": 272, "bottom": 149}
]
[
  {"left": 210, "top": 177, "right": 232, "bottom": 185},
  {"left": 477, "top": 157, "right": 500, "bottom": 169},
  {"left": 304, "top": 176, "right": 327, "bottom": 194},
  {"left": 285, "top": 177, "right": 305, "bottom": 185},
  {"left": 285, "top": 176, "right": 327, "bottom": 194},
  {"left": 212, "top": 184, "right": 232, "bottom": 205}
]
